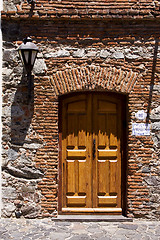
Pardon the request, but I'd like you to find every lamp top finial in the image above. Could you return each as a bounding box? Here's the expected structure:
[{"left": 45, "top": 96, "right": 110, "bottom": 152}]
[{"left": 23, "top": 37, "right": 32, "bottom": 44}]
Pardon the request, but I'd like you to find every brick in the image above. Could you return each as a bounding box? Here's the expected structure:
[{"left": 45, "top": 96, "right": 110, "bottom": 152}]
[{"left": 2, "top": 5, "right": 160, "bottom": 220}]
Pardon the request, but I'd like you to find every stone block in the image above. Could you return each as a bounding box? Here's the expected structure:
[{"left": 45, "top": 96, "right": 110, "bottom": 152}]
[
  {"left": 2, "top": 186, "right": 17, "bottom": 199},
  {"left": 8, "top": 149, "right": 19, "bottom": 161},
  {"left": 151, "top": 106, "right": 160, "bottom": 120},
  {"left": 2, "top": 68, "right": 13, "bottom": 77},
  {"left": 72, "top": 49, "right": 85, "bottom": 58},
  {"left": 142, "top": 167, "right": 150, "bottom": 173},
  {"left": 33, "top": 59, "right": 47, "bottom": 75},
  {"left": 21, "top": 203, "right": 41, "bottom": 218},
  {"left": 152, "top": 135, "right": 160, "bottom": 147},
  {"left": 2, "top": 203, "right": 16, "bottom": 217},
  {"left": 100, "top": 50, "right": 110, "bottom": 58},
  {"left": 44, "top": 49, "right": 70, "bottom": 58},
  {"left": 153, "top": 85, "right": 160, "bottom": 91},
  {"left": 3, "top": 49, "right": 18, "bottom": 62},
  {"left": 22, "top": 143, "right": 42, "bottom": 149},
  {"left": 145, "top": 176, "right": 158, "bottom": 186},
  {"left": 21, "top": 185, "right": 35, "bottom": 193},
  {"left": 151, "top": 122, "right": 160, "bottom": 130},
  {"left": 52, "top": 49, "right": 70, "bottom": 57},
  {"left": 125, "top": 53, "right": 140, "bottom": 60},
  {"left": 112, "top": 51, "right": 124, "bottom": 59},
  {"left": 3, "top": 0, "right": 17, "bottom": 11},
  {"left": 85, "top": 51, "right": 98, "bottom": 57},
  {"left": 5, "top": 164, "right": 44, "bottom": 179},
  {"left": 19, "top": 154, "right": 32, "bottom": 166}
]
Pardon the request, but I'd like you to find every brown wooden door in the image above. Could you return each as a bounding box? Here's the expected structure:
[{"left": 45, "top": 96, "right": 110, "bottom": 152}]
[{"left": 60, "top": 93, "right": 122, "bottom": 214}]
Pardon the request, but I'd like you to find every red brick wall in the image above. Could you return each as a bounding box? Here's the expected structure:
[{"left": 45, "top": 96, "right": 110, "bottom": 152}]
[
  {"left": 2, "top": 0, "right": 160, "bottom": 20},
  {"left": 2, "top": 8, "right": 160, "bottom": 218}
]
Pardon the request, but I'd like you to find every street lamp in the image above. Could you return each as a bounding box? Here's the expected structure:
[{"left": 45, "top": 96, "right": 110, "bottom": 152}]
[{"left": 18, "top": 37, "right": 38, "bottom": 100}]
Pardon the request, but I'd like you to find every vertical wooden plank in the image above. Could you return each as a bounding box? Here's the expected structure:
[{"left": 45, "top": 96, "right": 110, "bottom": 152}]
[
  {"left": 98, "top": 114, "right": 106, "bottom": 147},
  {"left": 98, "top": 160, "right": 109, "bottom": 194},
  {"left": 78, "top": 114, "right": 86, "bottom": 147},
  {"left": 98, "top": 100, "right": 116, "bottom": 112},
  {"left": 109, "top": 160, "right": 117, "bottom": 194},
  {"left": 67, "top": 114, "right": 76, "bottom": 147},
  {"left": 67, "top": 160, "right": 76, "bottom": 194},
  {"left": 108, "top": 114, "right": 117, "bottom": 147},
  {"left": 78, "top": 160, "right": 87, "bottom": 194}
]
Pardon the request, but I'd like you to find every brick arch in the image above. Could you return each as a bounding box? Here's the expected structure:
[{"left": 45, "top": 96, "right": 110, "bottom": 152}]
[{"left": 50, "top": 66, "right": 139, "bottom": 96}]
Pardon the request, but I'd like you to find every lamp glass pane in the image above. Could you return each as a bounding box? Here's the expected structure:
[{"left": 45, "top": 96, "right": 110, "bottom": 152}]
[
  {"left": 19, "top": 50, "right": 24, "bottom": 64},
  {"left": 31, "top": 51, "right": 37, "bottom": 65},
  {"left": 24, "top": 51, "right": 29, "bottom": 64}
]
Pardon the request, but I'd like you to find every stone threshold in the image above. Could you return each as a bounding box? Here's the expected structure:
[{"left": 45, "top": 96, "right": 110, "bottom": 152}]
[{"left": 52, "top": 215, "right": 133, "bottom": 222}]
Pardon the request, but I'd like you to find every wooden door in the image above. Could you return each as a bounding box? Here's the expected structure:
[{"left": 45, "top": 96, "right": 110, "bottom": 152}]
[{"left": 59, "top": 93, "right": 122, "bottom": 214}]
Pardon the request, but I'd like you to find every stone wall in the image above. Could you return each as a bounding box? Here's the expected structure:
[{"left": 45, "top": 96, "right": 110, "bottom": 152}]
[
  {"left": 2, "top": 34, "right": 47, "bottom": 218},
  {"left": 1, "top": 18, "right": 160, "bottom": 219}
]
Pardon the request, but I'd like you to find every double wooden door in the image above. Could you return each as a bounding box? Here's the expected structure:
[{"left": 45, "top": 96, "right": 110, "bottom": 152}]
[{"left": 59, "top": 93, "right": 122, "bottom": 214}]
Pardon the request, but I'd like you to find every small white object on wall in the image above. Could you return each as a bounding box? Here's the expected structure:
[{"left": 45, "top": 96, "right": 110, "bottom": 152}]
[{"left": 135, "top": 110, "right": 147, "bottom": 120}]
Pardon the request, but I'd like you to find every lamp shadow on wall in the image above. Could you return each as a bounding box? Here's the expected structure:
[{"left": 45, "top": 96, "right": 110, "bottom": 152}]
[
  {"left": 146, "top": 38, "right": 159, "bottom": 123},
  {"left": 11, "top": 71, "right": 34, "bottom": 146}
]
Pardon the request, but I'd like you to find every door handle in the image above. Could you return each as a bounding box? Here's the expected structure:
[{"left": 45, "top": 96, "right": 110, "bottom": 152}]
[{"left": 93, "top": 139, "right": 96, "bottom": 159}]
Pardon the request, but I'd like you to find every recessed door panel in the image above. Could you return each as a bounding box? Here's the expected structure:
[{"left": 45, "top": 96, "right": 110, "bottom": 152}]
[
  {"left": 62, "top": 95, "right": 92, "bottom": 208},
  {"left": 93, "top": 94, "right": 121, "bottom": 209},
  {"left": 60, "top": 93, "right": 122, "bottom": 214}
]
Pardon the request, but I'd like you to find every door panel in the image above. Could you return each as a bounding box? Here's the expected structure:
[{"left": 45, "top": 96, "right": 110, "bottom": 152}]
[
  {"left": 61, "top": 93, "right": 122, "bottom": 214},
  {"left": 93, "top": 95, "right": 121, "bottom": 209},
  {"left": 62, "top": 95, "right": 92, "bottom": 208}
]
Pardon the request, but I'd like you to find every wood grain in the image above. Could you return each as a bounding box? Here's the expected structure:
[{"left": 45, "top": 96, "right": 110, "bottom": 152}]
[{"left": 61, "top": 93, "right": 122, "bottom": 214}]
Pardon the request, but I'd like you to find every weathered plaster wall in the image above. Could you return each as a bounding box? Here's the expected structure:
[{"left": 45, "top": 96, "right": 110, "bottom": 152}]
[{"left": 1, "top": 19, "right": 160, "bottom": 219}]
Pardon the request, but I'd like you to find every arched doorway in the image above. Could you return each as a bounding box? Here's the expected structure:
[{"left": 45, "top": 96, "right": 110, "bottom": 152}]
[{"left": 58, "top": 92, "right": 127, "bottom": 215}]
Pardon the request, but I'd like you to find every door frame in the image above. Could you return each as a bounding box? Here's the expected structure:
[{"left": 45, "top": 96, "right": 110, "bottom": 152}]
[{"left": 58, "top": 91, "right": 128, "bottom": 215}]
